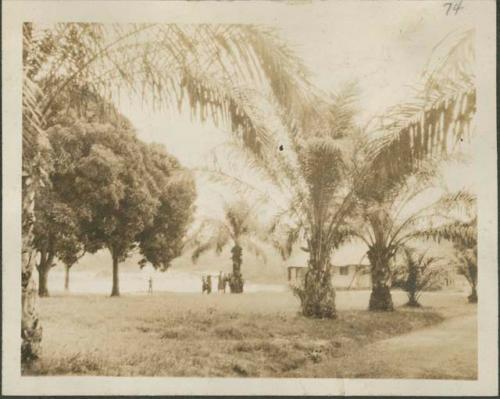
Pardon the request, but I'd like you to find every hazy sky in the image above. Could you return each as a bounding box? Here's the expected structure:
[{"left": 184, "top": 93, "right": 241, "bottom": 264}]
[
  {"left": 117, "top": 1, "right": 474, "bottom": 170},
  {"left": 114, "top": 2, "right": 476, "bottom": 254}
]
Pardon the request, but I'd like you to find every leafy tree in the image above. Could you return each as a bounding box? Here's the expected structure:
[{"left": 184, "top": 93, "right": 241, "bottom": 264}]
[
  {"left": 21, "top": 21, "right": 322, "bottom": 366},
  {"left": 31, "top": 82, "right": 137, "bottom": 297},
  {"left": 33, "top": 187, "right": 85, "bottom": 296},
  {"left": 47, "top": 121, "right": 158, "bottom": 297},
  {"left": 137, "top": 143, "right": 197, "bottom": 271},
  {"left": 394, "top": 247, "right": 443, "bottom": 307},
  {"left": 189, "top": 199, "right": 267, "bottom": 293},
  {"left": 40, "top": 116, "right": 195, "bottom": 296}
]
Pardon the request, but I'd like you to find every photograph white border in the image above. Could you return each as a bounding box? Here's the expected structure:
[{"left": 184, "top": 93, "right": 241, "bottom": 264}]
[{"left": 2, "top": 1, "right": 497, "bottom": 395}]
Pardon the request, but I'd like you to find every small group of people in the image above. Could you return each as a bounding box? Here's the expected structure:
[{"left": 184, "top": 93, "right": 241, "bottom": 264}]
[{"left": 202, "top": 271, "right": 229, "bottom": 294}]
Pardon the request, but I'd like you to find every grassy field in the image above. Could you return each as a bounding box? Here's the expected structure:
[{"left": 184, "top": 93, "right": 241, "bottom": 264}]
[{"left": 25, "top": 290, "right": 476, "bottom": 378}]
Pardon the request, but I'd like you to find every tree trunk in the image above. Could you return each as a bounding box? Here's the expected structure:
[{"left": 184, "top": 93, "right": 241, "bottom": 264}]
[
  {"left": 405, "top": 265, "right": 420, "bottom": 307},
  {"left": 64, "top": 264, "right": 70, "bottom": 291},
  {"left": 229, "top": 245, "right": 244, "bottom": 293},
  {"left": 467, "top": 263, "right": 478, "bottom": 303},
  {"left": 38, "top": 264, "right": 50, "bottom": 297},
  {"left": 21, "top": 174, "right": 42, "bottom": 367},
  {"left": 406, "top": 295, "right": 421, "bottom": 307},
  {"left": 367, "top": 245, "right": 394, "bottom": 311},
  {"left": 468, "top": 285, "right": 478, "bottom": 303},
  {"left": 37, "top": 251, "right": 53, "bottom": 297},
  {"left": 294, "top": 254, "right": 336, "bottom": 319},
  {"left": 111, "top": 251, "right": 120, "bottom": 297}
]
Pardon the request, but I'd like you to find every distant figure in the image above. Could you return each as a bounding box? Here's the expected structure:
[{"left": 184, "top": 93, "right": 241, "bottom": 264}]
[
  {"left": 218, "top": 271, "right": 225, "bottom": 293},
  {"left": 202, "top": 275, "right": 208, "bottom": 294},
  {"left": 148, "top": 276, "right": 153, "bottom": 294},
  {"left": 225, "top": 273, "right": 232, "bottom": 293},
  {"left": 207, "top": 275, "right": 212, "bottom": 294},
  {"left": 223, "top": 274, "right": 228, "bottom": 293}
]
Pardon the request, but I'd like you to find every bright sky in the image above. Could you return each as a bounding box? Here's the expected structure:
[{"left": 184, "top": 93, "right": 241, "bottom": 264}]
[{"left": 117, "top": 1, "right": 475, "bottom": 166}]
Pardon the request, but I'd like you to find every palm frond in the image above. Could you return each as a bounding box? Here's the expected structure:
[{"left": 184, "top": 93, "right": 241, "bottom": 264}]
[
  {"left": 23, "top": 23, "right": 52, "bottom": 185},
  {"left": 238, "top": 25, "right": 333, "bottom": 136},
  {"left": 325, "top": 81, "right": 360, "bottom": 139},
  {"left": 240, "top": 236, "right": 267, "bottom": 263},
  {"left": 365, "top": 29, "right": 475, "bottom": 184},
  {"left": 272, "top": 223, "right": 302, "bottom": 261},
  {"left": 415, "top": 218, "right": 477, "bottom": 248},
  {"left": 431, "top": 189, "right": 476, "bottom": 215},
  {"left": 30, "top": 23, "right": 326, "bottom": 158}
]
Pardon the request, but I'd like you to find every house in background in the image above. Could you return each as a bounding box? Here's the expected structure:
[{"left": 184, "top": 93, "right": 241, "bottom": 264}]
[
  {"left": 287, "top": 264, "right": 371, "bottom": 290},
  {"left": 288, "top": 261, "right": 472, "bottom": 292},
  {"left": 285, "top": 242, "right": 372, "bottom": 289}
]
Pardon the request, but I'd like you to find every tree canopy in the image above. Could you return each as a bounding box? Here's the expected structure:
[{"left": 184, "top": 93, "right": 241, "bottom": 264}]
[
  {"left": 137, "top": 143, "right": 197, "bottom": 271},
  {"left": 37, "top": 108, "right": 196, "bottom": 296}
]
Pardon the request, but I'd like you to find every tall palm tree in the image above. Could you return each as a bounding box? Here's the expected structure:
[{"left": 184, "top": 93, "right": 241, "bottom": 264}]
[
  {"left": 21, "top": 23, "right": 49, "bottom": 367},
  {"left": 201, "top": 83, "right": 360, "bottom": 317},
  {"left": 202, "top": 29, "right": 476, "bottom": 316},
  {"left": 190, "top": 200, "right": 267, "bottom": 293},
  {"left": 21, "top": 22, "right": 322, "bottom": 366},
  {"left": 350, "top": 163, "right": 470, "bottom": 310},
  {"left": 355, "top": 29, "right": 476, "bottom": 311}
]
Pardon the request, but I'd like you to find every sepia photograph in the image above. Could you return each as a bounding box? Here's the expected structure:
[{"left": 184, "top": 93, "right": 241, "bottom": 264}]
[{"left": 2, "top": 0, "right": 498, "bottom": 396}]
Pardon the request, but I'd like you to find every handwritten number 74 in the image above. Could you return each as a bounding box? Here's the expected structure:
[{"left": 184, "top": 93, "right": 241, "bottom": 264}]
[{"left": 444, "top": 0, "right": 464, "bottom": 15}]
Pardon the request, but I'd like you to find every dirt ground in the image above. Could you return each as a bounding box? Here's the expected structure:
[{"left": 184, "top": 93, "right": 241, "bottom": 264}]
[
  {"left": 25, "top": 289, "right": 476, "bottom": 378},
  {"left": 295, "top": 309, "right": 477, "bottom": 379}
]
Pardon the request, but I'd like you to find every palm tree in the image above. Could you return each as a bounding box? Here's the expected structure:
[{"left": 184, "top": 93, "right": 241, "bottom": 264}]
[
  {"left": 21, "top": 22, "right": 322, "bottom": 366},
  {"left": 458, "top": 247, "right": 478, "bottom": 303},
  {"left": 416, "top": 192, "right": 477, "bottom": 303},
  {"left": 190, "top": 200, "right": 267, "bottom": 293},
  {"left": 201, "top": 83, "right": 360, "bottom": 317},
  {"left": 397, "top": 247, "right": 443, "bottom": 307},
  {"left": 350, "top": 163, "right": 469, "bottom": 310},
  {"left": 201, "top": 28, "right": 475, "bottom": 317},
  {"left": 21, "top": 23, "right": 48, "bottom": 367},
  {"left": 354, "top": 29, "right": 476, "bottom": 311}
]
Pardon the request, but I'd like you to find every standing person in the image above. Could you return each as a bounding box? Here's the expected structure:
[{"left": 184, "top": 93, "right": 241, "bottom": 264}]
[
  {"left": 148, "top": 276, "right": 153, "bottom": 295},
  {"left": 202, "top": 275, "right": 207, "bottom": 294},
  {"left": 218, "top": 271, "right": 224, "bottom": 293},
  {"left": 222, "top": 273, "right": 228, "bottom": 293},
  {"left": 207, "top": 275, "right": 212, "bottom": 294}
]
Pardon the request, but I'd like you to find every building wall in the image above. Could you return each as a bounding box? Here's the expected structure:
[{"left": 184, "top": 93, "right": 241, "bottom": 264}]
[
  {"left": 331, "top": 265, "right": 371, "bottom": 289},
  {"left": 288, "top": 265, "right": 471, "bottom": 292}
]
